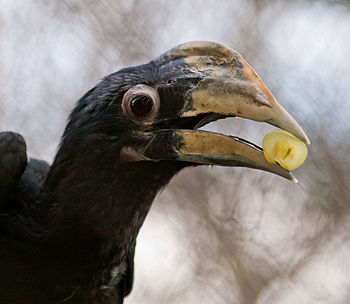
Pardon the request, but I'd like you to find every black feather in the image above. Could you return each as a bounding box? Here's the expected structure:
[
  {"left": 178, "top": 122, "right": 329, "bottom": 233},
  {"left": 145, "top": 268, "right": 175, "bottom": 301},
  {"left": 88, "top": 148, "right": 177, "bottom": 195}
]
[{"left": 0, "top": 62, "right": 188, "bottom": 303}]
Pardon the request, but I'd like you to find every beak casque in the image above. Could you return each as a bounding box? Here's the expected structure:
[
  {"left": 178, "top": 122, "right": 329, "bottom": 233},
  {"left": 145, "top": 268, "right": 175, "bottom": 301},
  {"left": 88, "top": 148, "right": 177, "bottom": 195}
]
[{"left": 161, "top": 41, "right": 309, "bottom": 145}]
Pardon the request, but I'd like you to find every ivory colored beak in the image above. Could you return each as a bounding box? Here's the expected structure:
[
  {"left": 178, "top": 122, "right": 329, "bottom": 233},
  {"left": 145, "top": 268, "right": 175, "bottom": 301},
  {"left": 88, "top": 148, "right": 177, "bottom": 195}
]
[
  {"left": 169, "top": 42, "right": 310, "bottom": 145},
  {"left": 142, "top": 129, "right": 297, "bottom": 182}
]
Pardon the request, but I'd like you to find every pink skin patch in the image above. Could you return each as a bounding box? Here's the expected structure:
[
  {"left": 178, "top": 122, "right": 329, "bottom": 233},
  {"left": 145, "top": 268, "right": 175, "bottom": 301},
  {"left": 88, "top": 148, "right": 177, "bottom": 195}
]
[{"left": 119, "top": 146, "right": 151, "bottom": 162}]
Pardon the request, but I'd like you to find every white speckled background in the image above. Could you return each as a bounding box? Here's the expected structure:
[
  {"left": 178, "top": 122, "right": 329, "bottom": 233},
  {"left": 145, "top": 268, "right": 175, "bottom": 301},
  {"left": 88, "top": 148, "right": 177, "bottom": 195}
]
[{"left": 1, "top": 1, "right": 349, "bottom": 303}]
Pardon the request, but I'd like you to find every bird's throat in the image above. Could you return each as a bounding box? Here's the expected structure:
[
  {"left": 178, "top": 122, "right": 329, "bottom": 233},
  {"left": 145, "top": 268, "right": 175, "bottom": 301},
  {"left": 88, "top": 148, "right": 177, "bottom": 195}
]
[{"left": 43, "top": 135, "right": 185, "bottom": 260}]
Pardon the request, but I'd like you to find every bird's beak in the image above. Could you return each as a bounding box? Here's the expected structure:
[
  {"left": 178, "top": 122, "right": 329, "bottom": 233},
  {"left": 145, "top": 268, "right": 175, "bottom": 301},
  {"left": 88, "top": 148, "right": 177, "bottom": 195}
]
[
  {"left": 124, "top": 42, "right": 309, "bottom": 182},
  {"left": 141, "top": 129, "right": 298, "bottom": 182}
]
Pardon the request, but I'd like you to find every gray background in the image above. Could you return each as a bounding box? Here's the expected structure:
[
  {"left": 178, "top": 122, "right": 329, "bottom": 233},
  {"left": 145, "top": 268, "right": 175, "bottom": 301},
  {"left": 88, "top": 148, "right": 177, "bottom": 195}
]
[{"left": 1, "top": 1, "right": 350, "bottom": 303}]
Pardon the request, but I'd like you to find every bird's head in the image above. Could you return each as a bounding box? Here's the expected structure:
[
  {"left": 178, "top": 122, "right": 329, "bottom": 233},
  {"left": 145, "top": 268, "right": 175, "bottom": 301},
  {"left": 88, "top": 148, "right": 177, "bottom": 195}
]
[
  {"left": 58, "top": 41, "right": 309, "bottom": 186},
  {"left": 39, "top": 42, "right": 310, "bottom": 298}
]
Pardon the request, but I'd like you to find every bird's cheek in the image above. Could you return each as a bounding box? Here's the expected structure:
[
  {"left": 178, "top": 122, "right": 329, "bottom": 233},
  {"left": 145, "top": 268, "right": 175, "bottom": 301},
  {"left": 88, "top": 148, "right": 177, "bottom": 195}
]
[{"left": 119, "top": 146, "right": 151, "bottom": 163}]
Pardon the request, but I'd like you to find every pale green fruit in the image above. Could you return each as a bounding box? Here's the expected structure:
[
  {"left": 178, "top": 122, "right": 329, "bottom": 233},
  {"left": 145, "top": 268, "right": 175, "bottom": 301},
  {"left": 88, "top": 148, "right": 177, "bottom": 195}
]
[{"left": 263, "top": 130, "right": 308, "bottom": 170}]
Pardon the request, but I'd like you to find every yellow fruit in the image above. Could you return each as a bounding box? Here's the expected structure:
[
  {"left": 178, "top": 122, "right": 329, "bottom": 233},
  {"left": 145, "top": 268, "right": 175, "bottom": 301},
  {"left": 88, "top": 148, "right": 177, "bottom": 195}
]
[{"left": 263, "top": 130, "right": 308, "bottom": 170}]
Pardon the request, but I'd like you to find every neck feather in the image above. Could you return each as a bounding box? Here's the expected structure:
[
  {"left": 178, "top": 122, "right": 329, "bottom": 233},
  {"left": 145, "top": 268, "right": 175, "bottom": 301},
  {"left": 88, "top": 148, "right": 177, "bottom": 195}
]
[{"left": 41, "top": 133, "right": 184, "bottom": 258}]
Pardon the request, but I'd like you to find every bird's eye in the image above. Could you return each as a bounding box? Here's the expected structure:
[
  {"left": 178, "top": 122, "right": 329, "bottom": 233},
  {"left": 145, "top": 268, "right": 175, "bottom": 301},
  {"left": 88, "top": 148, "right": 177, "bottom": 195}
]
[
  {"left": 122, "top": 85, "right": 160, "bottom": 123},
  {"left": 130, "top": 95, "right": 154, "bottom": 117}
]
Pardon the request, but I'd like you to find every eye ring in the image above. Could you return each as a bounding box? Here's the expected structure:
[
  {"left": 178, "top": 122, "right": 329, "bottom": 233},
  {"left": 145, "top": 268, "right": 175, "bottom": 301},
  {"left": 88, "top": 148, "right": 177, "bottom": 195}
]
[{"left": 122, "top": 84, "right": 160, "bottom": 124}]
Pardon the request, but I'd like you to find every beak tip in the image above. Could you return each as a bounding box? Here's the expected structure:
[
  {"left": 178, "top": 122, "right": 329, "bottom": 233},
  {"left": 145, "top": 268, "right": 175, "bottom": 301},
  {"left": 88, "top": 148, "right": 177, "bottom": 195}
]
[
  {"left": 305, "top": 138, "right": 311, "bottom": 146},
  {"left": 293, "top": 122, "right": 310, "bottom": 146},
  {"left": 290, "top": 173, "right": 298, "bottom": 183}
]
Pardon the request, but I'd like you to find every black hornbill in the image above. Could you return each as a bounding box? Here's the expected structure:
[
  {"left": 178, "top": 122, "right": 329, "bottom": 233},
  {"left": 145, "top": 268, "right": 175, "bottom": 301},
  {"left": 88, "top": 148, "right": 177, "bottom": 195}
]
[{"left": 0, "top": 41, "right": 309, "bottom": 303}]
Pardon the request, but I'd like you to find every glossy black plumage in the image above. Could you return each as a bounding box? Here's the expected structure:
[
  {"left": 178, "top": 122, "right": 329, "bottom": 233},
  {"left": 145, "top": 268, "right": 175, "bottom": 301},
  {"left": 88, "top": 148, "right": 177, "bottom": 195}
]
[
  {"left": 0, "top": 59, "right": 193, "bottom": 304},
  {"left": 0, "top": 132, "right": 27, "bottom": 209}
]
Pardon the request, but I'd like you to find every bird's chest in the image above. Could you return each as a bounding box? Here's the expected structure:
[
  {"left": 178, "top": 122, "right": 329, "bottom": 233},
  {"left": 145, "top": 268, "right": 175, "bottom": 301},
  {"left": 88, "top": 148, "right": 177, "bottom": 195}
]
[
  {"left": 99, "top": 262, "right": 127, "bottom": 293},
  {"left": 71, "top": 262, "right": 127, "bottom": 304}
]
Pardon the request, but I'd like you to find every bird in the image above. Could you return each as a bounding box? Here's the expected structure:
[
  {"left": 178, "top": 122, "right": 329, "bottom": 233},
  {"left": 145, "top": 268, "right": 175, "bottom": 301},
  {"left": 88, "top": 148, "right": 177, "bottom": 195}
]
[{"left": 0, "top": 41, "right": 309, "bottom": 304}]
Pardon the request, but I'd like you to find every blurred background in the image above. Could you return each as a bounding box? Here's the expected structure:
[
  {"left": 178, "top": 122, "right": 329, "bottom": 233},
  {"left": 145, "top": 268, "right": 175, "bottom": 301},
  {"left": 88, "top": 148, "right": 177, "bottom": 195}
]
[{"left": 1, "top": 0, "right": 350, "bottom": 303}]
